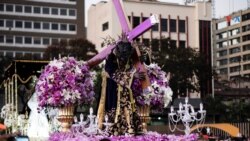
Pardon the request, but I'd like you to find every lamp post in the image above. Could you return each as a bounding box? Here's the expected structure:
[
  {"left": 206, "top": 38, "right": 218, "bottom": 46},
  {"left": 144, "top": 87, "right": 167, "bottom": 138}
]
[{"left": 168, "top": 97, "right": 206, "bottom": 135}]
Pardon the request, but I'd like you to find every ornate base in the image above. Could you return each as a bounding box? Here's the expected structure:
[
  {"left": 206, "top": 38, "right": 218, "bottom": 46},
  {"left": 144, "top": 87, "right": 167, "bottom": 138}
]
[
  {"left": 138, "top": 106, "right": 151, "bottom": 133},
  {"left": 57, "top": 106, "right": 74, "bottom": 132}
]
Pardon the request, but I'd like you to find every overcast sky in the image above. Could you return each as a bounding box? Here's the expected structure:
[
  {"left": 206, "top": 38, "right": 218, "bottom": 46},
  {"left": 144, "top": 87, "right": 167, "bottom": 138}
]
[{"left": 85, "top": 0, "right": 248, "bottom": 26}]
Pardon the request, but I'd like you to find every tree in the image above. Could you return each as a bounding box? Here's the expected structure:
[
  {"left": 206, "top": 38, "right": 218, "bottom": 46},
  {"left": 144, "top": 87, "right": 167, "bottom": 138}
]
[
  {"left": 151, "top": 38, "right": 212, "bottom": 98},
  {"left": 44, "top": 38, "right": 98, "bottom": 61},
  {"left": 0, "top": 55, "right": 13, "bottom": 84}
]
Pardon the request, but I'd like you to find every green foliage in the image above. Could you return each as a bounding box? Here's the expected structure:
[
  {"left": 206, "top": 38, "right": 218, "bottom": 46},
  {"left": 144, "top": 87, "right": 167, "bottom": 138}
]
[
  {"left": 151, "top": 38, "right": 211, "bottom": 98},
  {"left": 0, "top": 55, "right": 13, "bottom": 83},
  {"left": 44, "top": 38, "right": 98, "bottom": 61}
]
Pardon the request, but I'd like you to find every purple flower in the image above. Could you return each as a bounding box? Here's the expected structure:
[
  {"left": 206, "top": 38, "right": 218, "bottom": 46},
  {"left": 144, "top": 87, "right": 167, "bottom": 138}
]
[
  {"left": 36, "top": 57, "right": 95, "bottom": 109},
  {"left": 131, "top": 63, "right": 172, "bottom": 109}
]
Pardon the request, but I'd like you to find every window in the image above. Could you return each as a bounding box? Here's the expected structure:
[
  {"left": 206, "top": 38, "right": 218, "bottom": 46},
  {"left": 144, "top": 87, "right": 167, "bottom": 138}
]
[
  {"left": 0, "top": 35, "right": 4, "bottom": 43},
  {"left": 34, "top": 7, "right": 40, "bottom": 14},
  {"left": 52, "top": 23, "right": 58, "bottom": 30},
  {"left": 52, "top": 8, "right": 58, "bottom": 15},
  {"left": 244, "top": 64, "right": 250, "bottom": 70},
  {"left": 243, "top": 44, "right": 250, "bottom": 51},
  {"left": 133, "top": 16, "right": 140, "bottom": 28},
  {"left": 0, "top": 20, "right": 4, "bottom": 27},
  {"left": 242, "top": 13, "right": 250, "bottom": 21},
  {"left": 34, "top": 38, "right": 41, "bottom": 44},
  {"left": 69, "top": 24, "right": 76, "bottom": 31},
  {"left": 170, "top": 19, "right": 176, "bottom": 32},
  {"left": 219, "top": 68, "right": 228, "bottom": 74},
  {"left": 179, "top": 20, "right": 185, "bottom": 33},
  {"left": 15, "top": 36, "right": 23, "bottom": 44},
  {"left": 25, "top": 6, "right": 32, "bottom": 13},
  {"left": 25, "top": 21, "right": 32, "bottom": 28},
  {"left": 43, "top": 7, "right": 49, "bottom": 14},
  {"left": 43, "top": 38, "right": 50, "bottom": 45},
  {"left": 34, "top": 22, "right": 41, "bottom": 29},
  {"left": 25, "top": 37, "right": 32, "bottom": 44},
  {"left": 69, "top": 9, "right": 76, "bottom": 16},
  {"left": 15, "top": 5, "right": 23, "bottom": 12},
  {"left": 102, "top": 22, "right": 108, "bottom": 31},
  {"left": 230, "top": 66, "right": 240, "bottom": 73},
  {"left": 242, "top": 24, "right": 250, "bottom": 32},
  {"left": 60, "top": 9, "right": 67, "bottom": 15},
  {"left": 229, "top": 47, "right": 240, "bottom": 54},
  {"left": 179, "top": 41, "right": 186, "bottom": 48},
  {"left": 15, "top": 21, "right": 23, "bottom": 28},
  {"left": 6, "top": 36, "right": 13, "bottom": 43},
  {"left": 229, "top": 56, "right": 241, "bottom": 63},
  {"left": 219, "top": 59, "right": 228, "bottom": 66},
  {"left": 0, "top": 4, "right": 4, "bottom": 11},
  {"left": 15, "top": 52, "right": 23, "bottom": 59},
  {"left": 243, "top": 34, "right": 250, "bottom": 42},
  {"left": 170, "top": 40, "right": 176, "bottom": 47},
  {"left": 243, "top": 54, "right": 250, "bottom": 61},
  {"left": 161, "top": 19, "right": 167, "bottom": 32},
  {"left": 6, "top": 5, "right": 13, "bottom": 12},
  {"left": 152, "top": 23, "right": 158, "bottom": 31},
  {"left": 142, "top": 17, "right": 148, "bottom": 22},
  {"left": 6, "top": 20, "right": 13, "bottom": 28},
  {"left": 52, "top": 38, "right": 58, "bottom": 44},
  {"left": 60, "top": 24, "right": 67, "bottom": 31},
  {"left": 218, "top": 50, "right": 227, "bottom": 57},
  {"left": 43, "top": 22, "right": 50, "bottom": 30}
]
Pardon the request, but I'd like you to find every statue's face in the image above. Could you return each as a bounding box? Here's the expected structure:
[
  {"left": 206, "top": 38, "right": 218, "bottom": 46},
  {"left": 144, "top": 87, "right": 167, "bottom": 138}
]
[{"left": 116, "top": 41, "right": 133, "bottom": 62}]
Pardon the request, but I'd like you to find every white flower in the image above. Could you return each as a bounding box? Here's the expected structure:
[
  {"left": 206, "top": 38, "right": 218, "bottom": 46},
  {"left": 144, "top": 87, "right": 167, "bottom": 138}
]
[
  {"left": 75, "top": 66, "right": 81, "bottom": 74},
  {"left": 62, "top": 89, "right": 71, "bottom": 101},
  {"left": 49, "top": 59, "right": 64, "bottom": 69}
]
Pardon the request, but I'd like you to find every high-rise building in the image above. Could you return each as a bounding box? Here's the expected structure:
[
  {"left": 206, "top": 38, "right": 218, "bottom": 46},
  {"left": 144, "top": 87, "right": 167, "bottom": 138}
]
[
  {"left": 0, "top": 0, "right": 85, "bottom": 59},
  {"left": 212, "top": 9, "right": 250, "bottom": 88},
  {"left": 87, "top": 0, "right": 212, "bottom": 97}
]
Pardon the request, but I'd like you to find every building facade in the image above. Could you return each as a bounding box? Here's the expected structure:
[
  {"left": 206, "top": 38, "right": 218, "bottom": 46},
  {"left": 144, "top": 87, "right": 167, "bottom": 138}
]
[
  {"left": 212, "top": 9, "right": 250, "bottom": 88},
  {"left": 87, "top": 0, "right": 212, "bottom": 97},
  {"left": 0, "top": 0, "right": 85, "bottom": 59}
]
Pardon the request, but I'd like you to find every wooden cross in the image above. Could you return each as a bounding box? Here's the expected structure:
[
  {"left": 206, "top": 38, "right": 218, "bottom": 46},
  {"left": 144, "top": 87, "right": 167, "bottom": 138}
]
[{"left": 87, "top": 0, "right": 159, "bottom": 89}]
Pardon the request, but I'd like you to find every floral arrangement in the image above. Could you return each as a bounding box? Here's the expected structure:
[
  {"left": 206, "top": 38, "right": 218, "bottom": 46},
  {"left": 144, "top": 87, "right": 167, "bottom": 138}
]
[
  {"left": 132, "top": 63, "right": 173, "bottom": 108},
  {"left": 48, "top": 131, "right": 198, "bottom": 141},
  {"left": 36, "top": 57, "right": 95, "bottom": 108}
]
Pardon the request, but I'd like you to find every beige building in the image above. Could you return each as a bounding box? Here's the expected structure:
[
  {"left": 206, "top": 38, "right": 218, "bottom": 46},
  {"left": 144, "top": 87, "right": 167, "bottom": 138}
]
[
  {"left": 212, "top": 9, "right": 250, "bottom": 88},
  {"left": 87, "top": 0, "right": 212, "bottom": 97},
  {"left": 87, "top": 0, "right": 211, "bottom": 51}
]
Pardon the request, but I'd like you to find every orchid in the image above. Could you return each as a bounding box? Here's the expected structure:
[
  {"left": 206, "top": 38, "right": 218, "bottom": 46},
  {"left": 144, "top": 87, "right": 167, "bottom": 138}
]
[
  {"left": 48, "top": 131, "right": 199, "bottom": 141},
  {"left": 36, "top": 57, "right": 95, "bottom": 109},
  {"left": 131, "top": 63, "right": 173, "bottom": 109}
]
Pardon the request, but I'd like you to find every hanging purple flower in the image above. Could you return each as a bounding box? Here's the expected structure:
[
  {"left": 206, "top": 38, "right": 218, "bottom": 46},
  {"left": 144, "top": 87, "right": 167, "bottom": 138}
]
[
  {"left": 36, "top": 57, "right": 95, "bottom": 109},
  {"left": 131, "top": 63, "right": 173, "bottom": 109}
]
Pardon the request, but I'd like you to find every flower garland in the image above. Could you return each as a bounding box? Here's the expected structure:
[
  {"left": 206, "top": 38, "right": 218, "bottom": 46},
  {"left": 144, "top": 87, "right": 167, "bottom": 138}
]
[
  {"left": 36, "top": 57, "right": 95, "bottom": 108},
  {"left": 48, "top": 131, "right": 198, "bottom": 141},
  {"left": 131, "top": 63, "right": 173, "bottom": 109}
]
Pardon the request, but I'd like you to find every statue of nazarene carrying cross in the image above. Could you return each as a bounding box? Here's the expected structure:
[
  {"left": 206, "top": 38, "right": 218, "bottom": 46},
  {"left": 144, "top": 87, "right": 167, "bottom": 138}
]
[{"left": 86, "top": 0, "right": 159, "bottom": 136}]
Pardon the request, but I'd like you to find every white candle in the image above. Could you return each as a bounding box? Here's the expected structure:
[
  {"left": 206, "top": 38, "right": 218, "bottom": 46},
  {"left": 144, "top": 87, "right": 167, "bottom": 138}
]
[
  {"left": 185, "top": 97, "right": 188, "bottom": 104},
  {"left": 105, "top": 114, "right": 108, "bottom": 123},
  {"left": 179, "top": 103, "right": 182, "bottom": 111},
  {"left": 80, "top": 113, "right": 84, "bottom": 122},
  {"left": 74, "top": 116, "right": 78, "bottom": 123},
  {"left": 200, "top": 103, "right": 203, "bottom": 111},
  {"left": 170, "top": 106, "right": 174, "bottom": 113},
  {"left": 90, "top": 107, "right": 93, "bottom": 115}
]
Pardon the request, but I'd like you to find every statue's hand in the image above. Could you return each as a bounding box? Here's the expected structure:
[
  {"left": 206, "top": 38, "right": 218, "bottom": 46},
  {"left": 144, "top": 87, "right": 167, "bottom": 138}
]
[{"left": 134, "top": 71, "right": 146, "bottom": 80}]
